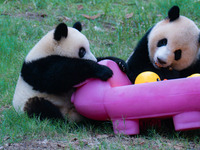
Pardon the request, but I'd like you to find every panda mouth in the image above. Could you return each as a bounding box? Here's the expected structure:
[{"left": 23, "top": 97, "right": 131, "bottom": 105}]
[
  {"left": 155, "top": 62, "right": 173, "bottom": 71},
  {"left": 155, "top": 62, "right": 162, "bottom": 68}
]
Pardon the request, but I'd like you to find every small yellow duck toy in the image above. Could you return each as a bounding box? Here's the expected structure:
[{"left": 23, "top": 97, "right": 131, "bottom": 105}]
[
  {"left": 135, "top": 71, "right": 161, "bottom": 84},
  {"left": 187, "top": 73, "right": 200, "bottom": 78}
]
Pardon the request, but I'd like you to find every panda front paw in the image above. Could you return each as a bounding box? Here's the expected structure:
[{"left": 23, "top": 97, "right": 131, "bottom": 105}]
[
  {"left": 96, "top": 65, "right": 113, "bottom": 81},
  {"left": 97, "top": 57, "right": 128, "bottom": 73},
  {"left": 116, "top": 60, "right": 128, "bottom": 73}
]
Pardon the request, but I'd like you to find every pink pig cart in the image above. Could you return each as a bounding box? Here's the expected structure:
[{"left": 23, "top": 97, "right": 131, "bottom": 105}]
[{"left": 71, "top": 60, "right": 200, "bottom": 135}]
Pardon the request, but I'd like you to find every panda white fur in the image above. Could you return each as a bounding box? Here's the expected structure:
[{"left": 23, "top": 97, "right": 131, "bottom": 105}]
[
  {"left": 127, "top": 6, "right": 200, "bottom": 83},
  {"left": 13, "top": 22, "right": 114, "bottom": 122}
]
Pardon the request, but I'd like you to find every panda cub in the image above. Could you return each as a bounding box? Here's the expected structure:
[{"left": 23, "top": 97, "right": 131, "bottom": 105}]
[
  {"left": 13, "top": 22, "right": 119, "bottom": 122},
  {"left": 127, "top": 6, "right": 200, "bottom": 83}
]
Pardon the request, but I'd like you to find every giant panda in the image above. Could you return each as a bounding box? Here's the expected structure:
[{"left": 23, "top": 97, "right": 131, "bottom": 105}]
[
  {"left": 13, "top": 22, "right": 125, "bottom": 122},
  {"left": 127, "top": 6, "right": 200, "bottom": 83}
]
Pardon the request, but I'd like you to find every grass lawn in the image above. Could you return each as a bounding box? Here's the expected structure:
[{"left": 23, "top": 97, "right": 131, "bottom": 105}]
[{"left": 1, "top": 0, "right": 200, "bottom": 149}]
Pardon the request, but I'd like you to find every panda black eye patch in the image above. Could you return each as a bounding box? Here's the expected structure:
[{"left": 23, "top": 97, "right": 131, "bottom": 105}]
[
  {"left": 157, "top": 38, "right": 167, "bottom": 47},
  {"left": 174, "top": 49, "right": 182, "bottom": 61},
  {"left": 79, "top": 47, "right": 86, "bottom": 58}
]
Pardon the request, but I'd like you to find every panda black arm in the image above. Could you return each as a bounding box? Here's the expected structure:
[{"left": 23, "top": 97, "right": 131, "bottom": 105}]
[
  {"left": 21, "top": 55, "right": 113, "bottom": 95},
  {"left": 97, "top": 56, "right": 128, "bottom": 73},
  {"left": 126, "top": 28, "right": 154, "bottom": 83}
]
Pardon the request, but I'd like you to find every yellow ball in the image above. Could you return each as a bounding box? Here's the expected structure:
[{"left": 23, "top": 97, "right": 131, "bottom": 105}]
[
  {"left": 135, "top": 71, "right": 161, "bottom": 84},
  {"left": 187, "top": 73, "right": 200, "bottom": 78}
]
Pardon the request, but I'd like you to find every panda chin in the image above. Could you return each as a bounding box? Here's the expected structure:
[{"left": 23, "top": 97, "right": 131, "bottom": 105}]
[{"left": 168, "top": 66, "right": 173, "bottom": 71}]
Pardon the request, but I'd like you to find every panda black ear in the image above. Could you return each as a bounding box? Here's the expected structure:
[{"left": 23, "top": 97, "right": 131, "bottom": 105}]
[
  {"left": 168, "top": 5, "right": 180, "bottom": 22},
  {"left": 54, "top": 23, "right": 68, "bottom": 41},
  {"left": 73, "top": 22, "right": 82, "bottom": 32}
]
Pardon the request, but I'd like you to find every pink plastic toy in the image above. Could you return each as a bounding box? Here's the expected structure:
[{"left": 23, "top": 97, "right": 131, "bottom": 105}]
[{"left": 71, "top": 60, "right": 200, "bottom": 135}]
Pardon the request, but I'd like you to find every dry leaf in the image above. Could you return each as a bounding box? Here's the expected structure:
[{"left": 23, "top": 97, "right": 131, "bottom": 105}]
[
  {"left": 77, "top": 5, "right": 83, "bottom": 10},
  {"left": 81, "top": 13, "right": 101, "bottom": 20},
  {"left": 63, "top": 16, "right": 71, "bottom": 21},
  {"left": 126, "top": 12, "right": 133, "bottom": 19},
  {"left": 25, "top": 12, "right": 47, "bottom": 18},
  {"left": 58, "top": 16, "right": 71, "bottom": 22}
]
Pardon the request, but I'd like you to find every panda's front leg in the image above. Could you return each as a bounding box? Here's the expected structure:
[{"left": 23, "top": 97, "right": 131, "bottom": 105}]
[
  {"left": 21, "top": 56, "right": 114, "bottom": 95},
  {"left": 97, "top": 56, "right": 128, "bottom": 73}
]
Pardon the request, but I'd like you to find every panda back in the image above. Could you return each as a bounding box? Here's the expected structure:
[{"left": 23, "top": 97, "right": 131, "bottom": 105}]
[{"left": 25, "top": 30, "right": 55, "bottom": 63}]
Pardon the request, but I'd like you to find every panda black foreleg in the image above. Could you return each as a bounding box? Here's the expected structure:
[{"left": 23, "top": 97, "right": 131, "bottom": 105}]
[
  {"left": 97, "top": 56, "right": 128, "bottom": 73},
  {"left": 24, "top": 97, "right": 65, "bottom": 122},
  {"left": 21, "top": 55, "right": 113, "bottom": 95}
]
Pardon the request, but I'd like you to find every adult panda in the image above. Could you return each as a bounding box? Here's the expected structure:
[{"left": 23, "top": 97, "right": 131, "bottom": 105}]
[
  {"left": 127, "top": 6, "right": 200, "bottom": 83},
  {"left": 13, "top": 22, "right": 126, "bottom": 122}
]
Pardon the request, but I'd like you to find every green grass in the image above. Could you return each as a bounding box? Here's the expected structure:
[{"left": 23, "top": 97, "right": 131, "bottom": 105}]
[{"left": 1, "top": 0, "right": 200, "bottom": 149}]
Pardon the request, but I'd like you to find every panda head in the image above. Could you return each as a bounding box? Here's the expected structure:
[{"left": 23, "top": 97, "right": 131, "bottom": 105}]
[
  {"left": 148, "top": 6, "right": 200, "bottom": 71},
  {"left": 26, "top": 22, "right": 96, "bottom": 62},
  {"left": 53, "top": 22, "right": 97, "bottom": 61}
]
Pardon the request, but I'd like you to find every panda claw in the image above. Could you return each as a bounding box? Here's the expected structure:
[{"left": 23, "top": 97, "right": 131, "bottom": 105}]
[{"left": 117, "top": 61, "right": 128, "bottom": 73}]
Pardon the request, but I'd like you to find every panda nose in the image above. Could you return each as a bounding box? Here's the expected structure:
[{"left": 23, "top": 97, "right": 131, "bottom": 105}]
[{"left": 157, "top": 57, "right": 166, "bottom": 65}]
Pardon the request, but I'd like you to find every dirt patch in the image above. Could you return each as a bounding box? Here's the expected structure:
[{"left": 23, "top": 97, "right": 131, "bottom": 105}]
[
  {"left": 1, "top": 137, "right": 107, "bottom": 150},
  {"left": 1, "top": 12, "right": 47, "bottom": 21},
  {"left": 23, "top": 12, "right": 47, "bottom": 21},
  {"left": 0, "top": 105, "right": 11, "bottom": 113},
  {"left": 1, "top": 134, "right": 200, "bottom": 150},
  {"left": 1, "top": 140, "right": 67, "bottom": 150}
]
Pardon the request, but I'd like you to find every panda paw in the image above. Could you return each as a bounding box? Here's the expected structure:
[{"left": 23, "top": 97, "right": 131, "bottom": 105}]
[
  {"left": 97, "top": 57, "right": 128, "bottom": 73},
  {"left": 24, "top": 97, "right": 65, "bottom": 121},
  {"left": 24, "top": 97, "right": 41, "bottom": 117},
  {"left": 116, "top": 60, "right": 128, "bottom": 73},
  {"left": 96, "top": 65, "right": 113, "bottom": 81}
]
